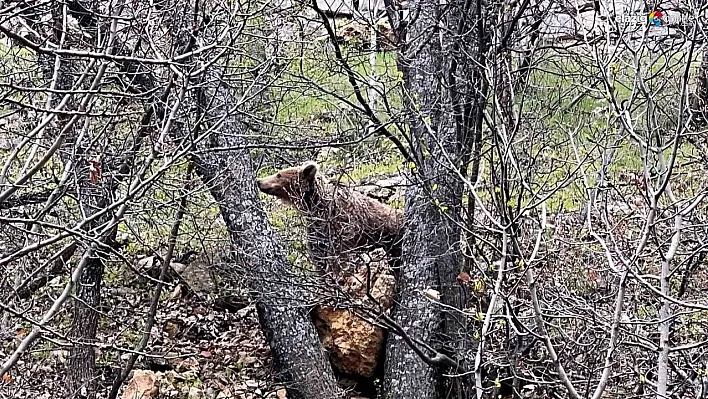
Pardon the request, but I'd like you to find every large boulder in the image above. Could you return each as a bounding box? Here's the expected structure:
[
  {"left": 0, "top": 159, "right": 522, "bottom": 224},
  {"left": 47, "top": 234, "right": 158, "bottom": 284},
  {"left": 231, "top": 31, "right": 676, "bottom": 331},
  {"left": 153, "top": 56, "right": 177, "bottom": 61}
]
[
  {"left": 314, "top": 307, "right": 384, "bottom": 377},
  {"left": 313, "top": 249, "right": 396, "bottom": 378}
]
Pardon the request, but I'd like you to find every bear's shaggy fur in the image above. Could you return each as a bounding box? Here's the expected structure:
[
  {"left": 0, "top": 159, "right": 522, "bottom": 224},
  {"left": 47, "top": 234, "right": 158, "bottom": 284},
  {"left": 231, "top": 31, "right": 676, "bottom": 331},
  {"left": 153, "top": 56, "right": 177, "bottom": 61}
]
[{"left": 256, "top": 161, "right": 403, "bottom": 274}]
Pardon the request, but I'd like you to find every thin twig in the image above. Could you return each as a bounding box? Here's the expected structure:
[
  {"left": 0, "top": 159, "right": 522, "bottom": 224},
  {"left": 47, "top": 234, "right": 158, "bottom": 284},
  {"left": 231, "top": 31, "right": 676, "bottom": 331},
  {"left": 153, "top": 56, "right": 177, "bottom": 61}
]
[{"left": 107, "top": 163, "right": 194, "bottom": 399}]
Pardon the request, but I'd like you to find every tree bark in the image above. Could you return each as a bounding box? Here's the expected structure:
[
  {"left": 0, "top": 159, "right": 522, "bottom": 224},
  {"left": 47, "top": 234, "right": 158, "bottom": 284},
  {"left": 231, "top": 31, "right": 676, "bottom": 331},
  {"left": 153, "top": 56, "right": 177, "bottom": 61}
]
[
  {"left": 32, "top": 3, "right": 120, "bottom": 396},
  {"left": 180, "top": 17, "right": 344, "bottom": 398},
  {"left": 66, "top": 255, "right": 106, "bottom": 399},
  {"left": 383, "top": 0, "right": 483, "bottom": 395},
  {"left": 64, "top": 185, "right": 114, "bottom": 398}
]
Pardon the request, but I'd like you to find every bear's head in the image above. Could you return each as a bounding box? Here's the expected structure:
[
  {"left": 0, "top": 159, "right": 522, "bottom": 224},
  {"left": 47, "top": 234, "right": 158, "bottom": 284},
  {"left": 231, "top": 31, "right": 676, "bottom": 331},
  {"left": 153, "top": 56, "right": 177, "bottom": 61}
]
[{"left": 256, "top": 161, "right": 319, "bottom": 205}]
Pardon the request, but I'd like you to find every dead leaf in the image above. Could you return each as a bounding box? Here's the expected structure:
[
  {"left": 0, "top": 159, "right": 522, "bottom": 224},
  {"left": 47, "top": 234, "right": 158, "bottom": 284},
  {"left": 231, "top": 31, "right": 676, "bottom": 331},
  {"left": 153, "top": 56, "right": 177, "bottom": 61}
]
[
  {"left": 277, "top": 388, "right": 287, "bottom": 399},
  {"left": 1, "top": 374, "right": 13, "bottom": 384},
  {"left": 169, "top": 285, "right": 183, "bottom": 300},
  {"left": 88, "top": 157, "right": 101, "bottom": 185},
  {"left": 457, "top": 272, "right": 471, "bottom": 282}
]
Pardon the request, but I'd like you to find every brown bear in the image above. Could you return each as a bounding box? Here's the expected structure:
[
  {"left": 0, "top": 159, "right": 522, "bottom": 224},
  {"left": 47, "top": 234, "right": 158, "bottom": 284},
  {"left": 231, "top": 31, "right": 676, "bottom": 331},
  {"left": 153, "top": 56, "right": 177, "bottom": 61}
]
[{"left": 256, "top": 161, "right": 403, "bottom": 275}]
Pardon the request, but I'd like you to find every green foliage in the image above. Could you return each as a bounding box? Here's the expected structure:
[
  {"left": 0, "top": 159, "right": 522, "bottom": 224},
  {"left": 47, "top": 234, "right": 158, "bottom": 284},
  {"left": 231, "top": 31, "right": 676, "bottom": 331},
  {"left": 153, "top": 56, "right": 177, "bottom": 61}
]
[
  {"left": 389, "top": 197, "right": 404, "bottom": 210},
  {"left": 339, "top": 157, "right": 400, "bottom": 183},
  {"left": 267, "top": 205, "right": 300, "bottom": 230},
  {"left": 30, "top": 341, "right": 53, "bottom": 361},
  {"left": 97, "top": 350, "right": 118, "bottom": 365},
  {"left": 120, "top": 329, "right": 142, "bottom": 346},
  {"left": 103, "top": 265, "right": 120, "bottom": 284},
  {"left": 159, "top": 291, "right": 171, "bottom": 302},
  {"left": 638, "top": 304, "right": 658, "bottom": 320}
]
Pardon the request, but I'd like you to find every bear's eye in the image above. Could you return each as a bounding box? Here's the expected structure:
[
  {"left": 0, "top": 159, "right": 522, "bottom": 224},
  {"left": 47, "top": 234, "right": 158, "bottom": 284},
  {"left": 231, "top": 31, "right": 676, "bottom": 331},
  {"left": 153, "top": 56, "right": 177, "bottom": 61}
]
[{"left": 276, "top": 173, "right": 281, "bottom": 178}]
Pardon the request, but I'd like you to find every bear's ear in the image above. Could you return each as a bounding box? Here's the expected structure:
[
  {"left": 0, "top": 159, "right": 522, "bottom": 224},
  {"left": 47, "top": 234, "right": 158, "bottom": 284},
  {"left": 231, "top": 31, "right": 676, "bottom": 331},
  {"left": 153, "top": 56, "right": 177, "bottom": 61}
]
[{"left": 301, "top": 161, "right": 318, "bottom": 180}]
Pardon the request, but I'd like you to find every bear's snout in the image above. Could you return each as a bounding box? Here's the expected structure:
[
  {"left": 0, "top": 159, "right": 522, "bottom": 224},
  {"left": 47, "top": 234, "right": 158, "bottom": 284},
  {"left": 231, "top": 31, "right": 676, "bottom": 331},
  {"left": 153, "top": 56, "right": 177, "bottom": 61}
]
[
  {"left": 256, "top": 178, "right": 268, "bottom": 192},
  {"left": 256, "top": 178, "right": 277, "bottom": 195},
  {"left": 256, "top": 169, "right": 300, "bottom": 204}
]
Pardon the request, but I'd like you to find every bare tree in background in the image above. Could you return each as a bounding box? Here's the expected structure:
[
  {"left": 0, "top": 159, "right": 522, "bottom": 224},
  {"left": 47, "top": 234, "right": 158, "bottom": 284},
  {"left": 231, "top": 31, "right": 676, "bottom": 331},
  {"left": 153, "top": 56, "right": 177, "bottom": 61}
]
[{"left": 2, "top": 1, "right": 128, "bottom": 396}]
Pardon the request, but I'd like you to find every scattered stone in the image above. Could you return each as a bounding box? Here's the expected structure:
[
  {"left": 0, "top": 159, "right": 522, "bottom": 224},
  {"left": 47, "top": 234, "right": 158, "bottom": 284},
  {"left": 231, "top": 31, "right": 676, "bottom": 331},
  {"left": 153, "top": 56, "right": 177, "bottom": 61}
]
[
  {"left": 170, "top": 284, "right": 183, "bottom": 300},
  {"left": 122, "top": 370, "right": 159, "bottom": 399},
  {"left": 175, "top": 357, "right": 200, "bottom": 372},
  {"left": 242, "top": 356, "right": 258, "bottom": 366},
  {"left": 187, "top": 387, "right": 203, "bottom": 398},
  {"left": 423, "top": 288, "right": 440, "bottom": 301},
  {"left": 171, "top": 254, "right": 218, "bottom": 293},
  {"left": 358, "top": 175, "right": 404, "bottom": 202},
  {"left": 137, "top": 256, "right": 156, "bottom": 271}
]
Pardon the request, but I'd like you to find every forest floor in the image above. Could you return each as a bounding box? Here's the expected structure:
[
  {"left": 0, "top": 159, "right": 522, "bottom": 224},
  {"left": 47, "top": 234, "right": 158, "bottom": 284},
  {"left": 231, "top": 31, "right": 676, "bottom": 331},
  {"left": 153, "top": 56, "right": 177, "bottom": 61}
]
[{"left": 0, "top": 260, "right": 279, "bottom": 399}]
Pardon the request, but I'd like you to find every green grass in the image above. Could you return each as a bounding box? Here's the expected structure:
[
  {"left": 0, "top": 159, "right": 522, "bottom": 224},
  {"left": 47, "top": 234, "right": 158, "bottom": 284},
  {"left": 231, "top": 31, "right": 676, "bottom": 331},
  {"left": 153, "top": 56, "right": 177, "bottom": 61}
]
[
  {"left": 500, "top": 47, "right": 704, "bottom": 213},
  {"left": 347, "top": 158, "right": 401, "bottom": 181},
  {"left": 274, "top": 49, "right": 402, "bottom": 132}
]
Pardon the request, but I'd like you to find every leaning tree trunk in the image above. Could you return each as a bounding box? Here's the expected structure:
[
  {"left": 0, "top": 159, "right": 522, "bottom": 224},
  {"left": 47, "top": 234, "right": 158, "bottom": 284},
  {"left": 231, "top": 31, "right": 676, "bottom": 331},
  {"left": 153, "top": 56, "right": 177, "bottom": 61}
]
[
  {"left": 172, "top": 10, "right": 344, "bottom": 398},
  {"left": 189, "top": 83, "right": 344, "bottom": 399}
]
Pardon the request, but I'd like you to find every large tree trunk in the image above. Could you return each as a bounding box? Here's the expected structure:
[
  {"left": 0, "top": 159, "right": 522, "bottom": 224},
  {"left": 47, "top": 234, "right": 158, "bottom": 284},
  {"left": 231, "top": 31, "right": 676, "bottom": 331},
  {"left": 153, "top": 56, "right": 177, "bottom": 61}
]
[
  {"left": 382, "top": 2, "right": 446, "bottom": 395},
  {"left": 190, "top": 102, "right": 344, "bottom": 399},
  {"left": 383, "top": 0, "right": 484, "bottom": 396},
  {"left": 179, "top": 15, "right": 344, "bottom": 398}
]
